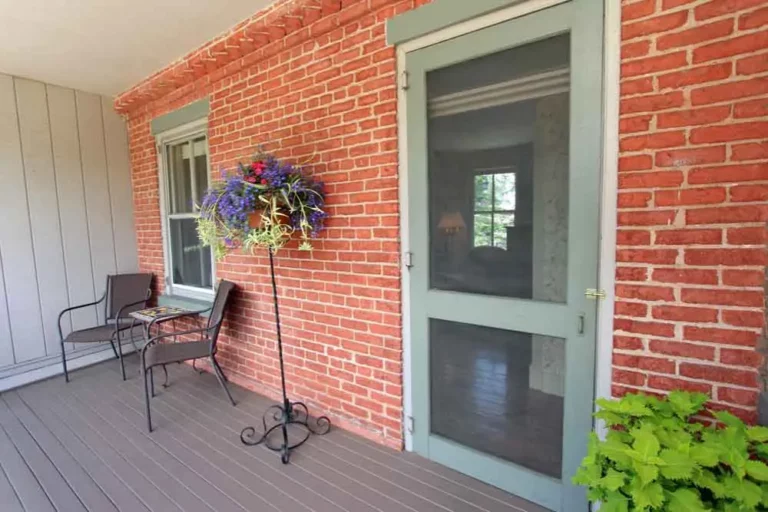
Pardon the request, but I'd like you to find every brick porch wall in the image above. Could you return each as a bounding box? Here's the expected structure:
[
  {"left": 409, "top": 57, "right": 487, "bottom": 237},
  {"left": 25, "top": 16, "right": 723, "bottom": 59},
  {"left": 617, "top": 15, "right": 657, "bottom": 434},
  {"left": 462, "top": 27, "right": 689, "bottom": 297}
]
[
  {"left": 117, "top": 0, "right": 768, "bottom": 449},
  {"left": 120, "top": 0, "right": 428, "bottom": 448},
  {"left": 615, "top": 0, "right": 768, "bottom": 421}
]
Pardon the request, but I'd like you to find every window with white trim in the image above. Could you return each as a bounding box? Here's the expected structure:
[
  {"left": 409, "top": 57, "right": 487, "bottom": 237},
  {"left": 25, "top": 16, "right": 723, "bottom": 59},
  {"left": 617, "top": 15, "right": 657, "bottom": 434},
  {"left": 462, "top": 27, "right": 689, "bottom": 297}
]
[
  {"left": 159, "top": 127, "right": 214, "bottom": 298},
  {"left": 473, "top": 168, "right": 516, "bottom": 250}
]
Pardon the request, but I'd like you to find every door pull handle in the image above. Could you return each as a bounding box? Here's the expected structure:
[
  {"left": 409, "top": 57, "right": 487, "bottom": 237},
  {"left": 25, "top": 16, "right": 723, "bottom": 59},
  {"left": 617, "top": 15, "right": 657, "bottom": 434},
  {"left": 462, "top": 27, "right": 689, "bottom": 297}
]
[{"left": 577, "top": 313, "right": 585, "bottom": 335}]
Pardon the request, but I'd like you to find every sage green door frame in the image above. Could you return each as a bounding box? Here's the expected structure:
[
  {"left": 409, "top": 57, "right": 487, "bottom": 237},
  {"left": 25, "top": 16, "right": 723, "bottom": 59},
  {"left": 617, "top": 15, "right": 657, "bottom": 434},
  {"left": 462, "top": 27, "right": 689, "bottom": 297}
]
[{"left": 402, "top": 1, "right": 604, "bottom": 510}]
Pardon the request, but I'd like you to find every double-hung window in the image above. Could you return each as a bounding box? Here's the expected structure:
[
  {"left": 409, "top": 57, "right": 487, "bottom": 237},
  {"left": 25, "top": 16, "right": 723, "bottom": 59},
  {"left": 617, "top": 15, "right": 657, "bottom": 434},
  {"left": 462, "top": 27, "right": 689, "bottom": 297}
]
[
  {"left": 473, "top": 168, "right": 516, "bottom": 250},
  {"left": 158, "top": 122, "right": 214, "bottom": 299}
]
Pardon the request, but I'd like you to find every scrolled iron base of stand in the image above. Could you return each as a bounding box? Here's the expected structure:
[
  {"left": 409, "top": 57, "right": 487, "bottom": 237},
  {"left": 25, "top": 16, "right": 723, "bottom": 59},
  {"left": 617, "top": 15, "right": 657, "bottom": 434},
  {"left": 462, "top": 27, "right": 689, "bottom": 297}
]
[{"left": 240, "top": 398, "right": 331, "bottom": 464}]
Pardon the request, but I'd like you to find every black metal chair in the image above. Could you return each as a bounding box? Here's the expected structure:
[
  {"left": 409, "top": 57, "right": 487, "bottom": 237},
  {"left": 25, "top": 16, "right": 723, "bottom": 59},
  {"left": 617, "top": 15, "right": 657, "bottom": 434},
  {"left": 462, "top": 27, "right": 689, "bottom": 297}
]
[
  {"left": 141, "top": 280, "right": 236, "bottom": 432},
  {"left": 58, "top": 273, "right": 152, "bottom": 382}
]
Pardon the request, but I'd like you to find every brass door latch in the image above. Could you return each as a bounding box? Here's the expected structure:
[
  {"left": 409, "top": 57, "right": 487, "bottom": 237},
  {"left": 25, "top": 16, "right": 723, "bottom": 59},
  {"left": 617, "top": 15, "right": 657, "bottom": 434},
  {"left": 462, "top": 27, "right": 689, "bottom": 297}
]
[{"left": 585, "top": 288, "right": 607, "bottom": 300}]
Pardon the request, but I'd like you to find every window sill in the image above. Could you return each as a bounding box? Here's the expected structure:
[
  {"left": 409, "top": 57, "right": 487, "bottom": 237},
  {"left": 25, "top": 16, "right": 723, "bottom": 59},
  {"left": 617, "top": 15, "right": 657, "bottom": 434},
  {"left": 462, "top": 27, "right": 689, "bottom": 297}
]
[{"left": 157, "top": 294, "right": 213, "bottom": 318}]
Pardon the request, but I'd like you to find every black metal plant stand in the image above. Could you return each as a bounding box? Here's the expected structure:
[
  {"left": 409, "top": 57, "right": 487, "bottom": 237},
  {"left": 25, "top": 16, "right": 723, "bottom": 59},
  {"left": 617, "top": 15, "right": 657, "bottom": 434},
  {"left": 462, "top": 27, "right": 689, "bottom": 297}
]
[{"left": 240, "top": 248, "right": 330, "bottom": 463}]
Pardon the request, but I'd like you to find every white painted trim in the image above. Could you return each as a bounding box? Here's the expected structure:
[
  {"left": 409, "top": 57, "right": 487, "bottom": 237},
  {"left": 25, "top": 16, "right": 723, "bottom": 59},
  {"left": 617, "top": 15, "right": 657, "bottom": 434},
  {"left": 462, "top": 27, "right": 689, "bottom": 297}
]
[
  {"left": 397, "top": 0, "right": 619, "bottom": 450},
  {"left": 397, "top": 46, "right": 413, "bottom": 451},
  {"left": 0, "top": 343, "right": 137, "bottom": 393},
  {"left": 429, "top": 67, "right": 570, "bottom": 117},
  {"left": 155, "top": 118, "right": 216, "bottom": 300},
  {"left": 595, "top": 0, "right": 620, "bottom": 430}
]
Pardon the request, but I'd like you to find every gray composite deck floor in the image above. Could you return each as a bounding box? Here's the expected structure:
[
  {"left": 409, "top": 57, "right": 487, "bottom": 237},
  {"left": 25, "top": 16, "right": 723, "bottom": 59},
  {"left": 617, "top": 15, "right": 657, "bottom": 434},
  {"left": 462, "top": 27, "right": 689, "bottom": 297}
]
[{"left": 0, "top": 355, "right": 547, "bottom": 512}]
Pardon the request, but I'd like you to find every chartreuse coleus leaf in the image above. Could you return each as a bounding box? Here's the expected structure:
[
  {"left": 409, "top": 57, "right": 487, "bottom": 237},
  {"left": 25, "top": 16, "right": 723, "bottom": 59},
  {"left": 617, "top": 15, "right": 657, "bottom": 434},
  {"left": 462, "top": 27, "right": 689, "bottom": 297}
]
[
  {"left": 630, "top": 425, "right": 661, "bottom": 460},
  {"left": 633, "top": 462, "right": 659, "bottom": 486},
  {"left": 748, "top": 426, "right": 768, "bottom": 443},
  {"left": 664, "top": 488, "right": 708, "bottom": 512},
  {"left": 600, "top": 491, "right": 630, "bottom": 512},
  {"left": 745, "top": 460, "right": 768, "bottom": 482},
  {"left": 600, "top": 432, "right": 633, "bottom": 467},
  {"left": 693, "top": 470, "right": 727, "bottom": 499},
  {"left": 689, "top": 444, "right": 719, "bottom": 467},
  {"left": 756, "top": 443, "right": 768, "bottom": 460},
  {"left": 627, "top": 478, "right": 665, "bottom": 510},
  {"left": 658, "top": 448, "right": 696, "bottom": 480},
  {"left": 722, "top": 475, "right": 762, "bottom": 508},
  {"left": 596, "top": 395, "right": 653, "bottom": 418},
  {"left": 714, "top": 410, "right": 745, "bottom": 429},
  {"left": 667, "top": 391, "right": 708, "bottom": 419},
  {"left": 598, "top": 469, "right": 627, "bottom": 492}
]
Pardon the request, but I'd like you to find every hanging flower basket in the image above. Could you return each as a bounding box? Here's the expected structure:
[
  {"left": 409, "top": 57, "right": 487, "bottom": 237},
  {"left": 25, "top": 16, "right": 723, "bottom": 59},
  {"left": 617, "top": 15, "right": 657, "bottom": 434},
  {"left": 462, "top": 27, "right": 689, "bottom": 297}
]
[{"left": 196, "top": 151, "right": 326, "bottom": 258}]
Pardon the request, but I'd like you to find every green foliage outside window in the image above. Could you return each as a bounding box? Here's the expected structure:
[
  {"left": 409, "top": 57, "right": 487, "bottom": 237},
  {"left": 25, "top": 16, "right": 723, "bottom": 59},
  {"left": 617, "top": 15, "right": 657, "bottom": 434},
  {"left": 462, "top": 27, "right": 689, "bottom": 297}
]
[
  {"left": 573, "top": 391, "right": 768, "bottom": 511},
  {"left": 473, "top": 172, "right": 515, "bottom": 249}
]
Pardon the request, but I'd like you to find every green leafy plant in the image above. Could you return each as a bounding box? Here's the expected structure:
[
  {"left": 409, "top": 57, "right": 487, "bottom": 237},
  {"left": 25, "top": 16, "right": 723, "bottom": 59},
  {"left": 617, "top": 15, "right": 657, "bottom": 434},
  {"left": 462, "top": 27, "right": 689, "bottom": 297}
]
[{"left": 573, "top": 391, "right": 768, "bottom": 511}]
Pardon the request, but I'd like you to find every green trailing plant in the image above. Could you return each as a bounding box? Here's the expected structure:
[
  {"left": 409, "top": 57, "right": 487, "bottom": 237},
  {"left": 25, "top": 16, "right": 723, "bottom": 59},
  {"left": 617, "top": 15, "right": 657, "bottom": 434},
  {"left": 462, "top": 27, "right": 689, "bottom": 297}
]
[{"left": 573, "top": 391, "right": 768, "bottom": 511}]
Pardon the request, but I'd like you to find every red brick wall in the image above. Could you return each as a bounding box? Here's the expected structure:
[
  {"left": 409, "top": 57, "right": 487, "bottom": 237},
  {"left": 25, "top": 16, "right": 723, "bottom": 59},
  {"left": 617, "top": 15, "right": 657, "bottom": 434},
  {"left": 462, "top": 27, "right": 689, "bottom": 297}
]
[
  {"left": 616, "top": 0, "right": 768, "bottom": 421},
  {"left": 120, "top": 0, "right": 427, "bottom": 448},
  {"left": 117, "top": 0, "right": 768, "bottom": 449}
]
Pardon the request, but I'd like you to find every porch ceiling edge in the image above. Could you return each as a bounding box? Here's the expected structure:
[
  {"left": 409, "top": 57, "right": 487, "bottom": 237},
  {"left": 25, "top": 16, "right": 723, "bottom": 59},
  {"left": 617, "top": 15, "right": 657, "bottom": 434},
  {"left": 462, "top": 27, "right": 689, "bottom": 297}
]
[{"left": 113, "top": 0, "right": 403, "bottom": 116}]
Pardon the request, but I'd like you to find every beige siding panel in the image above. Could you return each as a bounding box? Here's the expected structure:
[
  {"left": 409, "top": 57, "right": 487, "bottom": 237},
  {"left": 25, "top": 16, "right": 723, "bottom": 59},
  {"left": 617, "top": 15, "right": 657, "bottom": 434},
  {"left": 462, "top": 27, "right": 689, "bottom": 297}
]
[
  {"left": 0, "top": 74, "right": 45, "bottom": 363},
  {"left": 15, "top": 78, "right": 70, "bottom": 356},
  {"left": 0, "top": 75, "right": 137, "bottom": 379},
  {"left": 0, "top": 250, "right": 13, "bottom": 368},
  {"left": 75, "top": 92, "right": 116, "bottom": 324},
  {"left": 101, "top": 97, "right": 138, "bottom": 274},
  {"left": 47, "top": 85, "right": 98, "bottom": 334}
]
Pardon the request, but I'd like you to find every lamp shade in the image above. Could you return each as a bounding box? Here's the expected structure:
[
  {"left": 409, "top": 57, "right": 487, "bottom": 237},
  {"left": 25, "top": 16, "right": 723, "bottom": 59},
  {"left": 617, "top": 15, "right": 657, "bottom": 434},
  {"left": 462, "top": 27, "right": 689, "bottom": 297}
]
[{"left": 438, "top": 211, "right": 466, "bottom": 231}]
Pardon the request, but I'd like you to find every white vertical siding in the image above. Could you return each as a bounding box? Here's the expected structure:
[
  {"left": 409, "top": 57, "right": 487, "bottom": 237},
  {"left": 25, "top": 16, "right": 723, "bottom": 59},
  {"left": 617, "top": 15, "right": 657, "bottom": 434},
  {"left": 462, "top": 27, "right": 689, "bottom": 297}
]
[{"left": 0, "top": 73, "right": 137, "bottom": 373}]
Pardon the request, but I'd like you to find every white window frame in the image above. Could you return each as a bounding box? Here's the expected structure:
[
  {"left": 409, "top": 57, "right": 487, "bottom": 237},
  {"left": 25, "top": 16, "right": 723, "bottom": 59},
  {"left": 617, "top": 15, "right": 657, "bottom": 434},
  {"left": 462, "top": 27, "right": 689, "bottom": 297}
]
[
  {"left": 155, "top": 118, "right": 215, "bottom": 301},
  {"left": 472, "top": 165, "right": 516, "bottom": 249}
]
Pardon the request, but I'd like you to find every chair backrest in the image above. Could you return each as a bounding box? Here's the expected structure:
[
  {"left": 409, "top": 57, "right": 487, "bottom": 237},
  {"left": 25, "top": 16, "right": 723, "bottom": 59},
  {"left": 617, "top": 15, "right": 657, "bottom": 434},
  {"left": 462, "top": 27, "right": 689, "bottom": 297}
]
[
  {"left": 206, "top": 280, "right": 235, "bottom": 351},
  {"left": 106, "top": 273, "right": 153, "bottom": 320}
]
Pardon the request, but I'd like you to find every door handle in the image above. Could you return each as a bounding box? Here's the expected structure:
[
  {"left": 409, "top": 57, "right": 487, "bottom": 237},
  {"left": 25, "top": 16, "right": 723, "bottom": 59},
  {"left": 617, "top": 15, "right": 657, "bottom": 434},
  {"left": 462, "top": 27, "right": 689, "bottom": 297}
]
[{"left": 577, "top": 313, "right": 585, "bottom": 336}]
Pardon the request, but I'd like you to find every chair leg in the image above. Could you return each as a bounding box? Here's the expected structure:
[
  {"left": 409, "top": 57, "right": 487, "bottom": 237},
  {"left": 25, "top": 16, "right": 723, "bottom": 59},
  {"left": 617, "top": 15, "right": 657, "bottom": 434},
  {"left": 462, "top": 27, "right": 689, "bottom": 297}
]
[
  {"left": 60, "top": 338, "right": 69, "bottom": 383},
  {"left": 150, "top": 367, "right": 155, "bottom": 397},
  {"left": 213, "top": 357, "right": 229, "bottom": 382},
  {"left": 109, "top": 340, "right": 119, "bottom": 359},
  {"left": 143, "top": 365, "right": 153, "bottom": 432},
  {"left": 211, "top": 356, "right": 236, "bottom": 406},
  {"left": 116, "top": 336, "right": 126, "bottom": 381}
]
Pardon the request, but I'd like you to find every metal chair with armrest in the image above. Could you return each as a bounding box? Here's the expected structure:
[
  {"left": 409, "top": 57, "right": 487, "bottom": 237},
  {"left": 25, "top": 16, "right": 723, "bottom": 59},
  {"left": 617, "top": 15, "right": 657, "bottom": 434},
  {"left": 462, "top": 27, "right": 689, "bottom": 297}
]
[
  {"left": 58, "top": 273, "right": 153, "bottom": 382},
  {"left": 141, "top": 280, "right": 236, "bottom": 432}
]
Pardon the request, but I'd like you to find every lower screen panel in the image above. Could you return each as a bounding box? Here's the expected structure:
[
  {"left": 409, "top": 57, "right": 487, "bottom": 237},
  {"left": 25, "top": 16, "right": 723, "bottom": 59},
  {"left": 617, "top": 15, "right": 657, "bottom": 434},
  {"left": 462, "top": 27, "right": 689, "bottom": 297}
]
[{"left": 429, "top": 319, "right": 565, "bottom": 478}]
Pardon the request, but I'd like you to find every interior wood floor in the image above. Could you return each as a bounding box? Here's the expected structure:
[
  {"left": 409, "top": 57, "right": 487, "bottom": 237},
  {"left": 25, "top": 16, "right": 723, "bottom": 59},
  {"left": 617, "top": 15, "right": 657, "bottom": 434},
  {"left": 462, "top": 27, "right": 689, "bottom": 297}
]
[
  {"left": 0, "top": 355, "right": 548, "bottom": 512},
  {"left": 430, "top": 322, "right": 563, "bottom": 478}
]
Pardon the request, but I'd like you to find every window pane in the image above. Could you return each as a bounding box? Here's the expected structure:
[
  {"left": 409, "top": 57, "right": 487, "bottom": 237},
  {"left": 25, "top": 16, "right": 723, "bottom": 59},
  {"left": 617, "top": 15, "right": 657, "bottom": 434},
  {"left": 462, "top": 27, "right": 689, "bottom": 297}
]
[
  {"left": 474, "top": 174, "right": 492, "bottom": 210},
  {"left": 493, "top": 213, "right": 515, "bottom": 250},
  {"left": 169, "top": 218, "right": 212, "bottom": 289},
  {"left": 493, "top": 172, "right": 516, "bottom": 211},
  {"left": 193, "top": 137, "right": 208, "bottom": 208},
  {"left": 473, "top": 214, "right": 493, "bottom": 247},
  {"left": 168, "top": 142, "right": 193, "bottom": 214}
]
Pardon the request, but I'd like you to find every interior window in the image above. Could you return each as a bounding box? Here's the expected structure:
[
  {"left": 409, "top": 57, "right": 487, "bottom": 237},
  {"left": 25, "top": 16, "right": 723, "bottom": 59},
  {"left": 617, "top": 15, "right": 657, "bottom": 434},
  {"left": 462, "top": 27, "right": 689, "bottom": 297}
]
[
  {"left": 164, "top": 136, "right": 213, "bottom": 293},
  {"left": 473, "top": 170, "right": 516, "bottom": 249}
]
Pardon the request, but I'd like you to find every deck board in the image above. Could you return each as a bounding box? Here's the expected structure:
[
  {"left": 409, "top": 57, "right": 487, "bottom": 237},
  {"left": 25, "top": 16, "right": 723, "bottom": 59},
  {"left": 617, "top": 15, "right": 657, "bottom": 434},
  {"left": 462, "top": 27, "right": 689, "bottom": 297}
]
[
  {"left": 0, "top": 356, "right": 549, "bottom": 512},
  {"left": 1, "top": 392, "right": 117, "bottom": 512}
]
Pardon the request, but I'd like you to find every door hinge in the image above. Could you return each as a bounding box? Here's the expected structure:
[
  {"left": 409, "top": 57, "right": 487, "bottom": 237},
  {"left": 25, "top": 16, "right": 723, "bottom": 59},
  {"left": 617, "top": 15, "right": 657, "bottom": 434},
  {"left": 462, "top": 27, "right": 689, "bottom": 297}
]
[
  {"left": 585, "top": 288, "right": 607, "bottom": 300},
  {"left": 406, "top": 415, "right": 414, "bottom": 434},
  {"left": 403, "top": 251, "right": 414, "bottom": 269},
  {"left": 400, "top": 70, "right": 409, "bottom": 91}
]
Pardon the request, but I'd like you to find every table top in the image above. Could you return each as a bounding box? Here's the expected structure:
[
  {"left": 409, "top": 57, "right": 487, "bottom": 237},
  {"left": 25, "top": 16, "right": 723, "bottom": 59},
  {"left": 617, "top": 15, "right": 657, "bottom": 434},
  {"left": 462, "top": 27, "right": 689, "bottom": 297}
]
[{"left": 129, "top": 305, "right": 190, "bottom": 323}]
